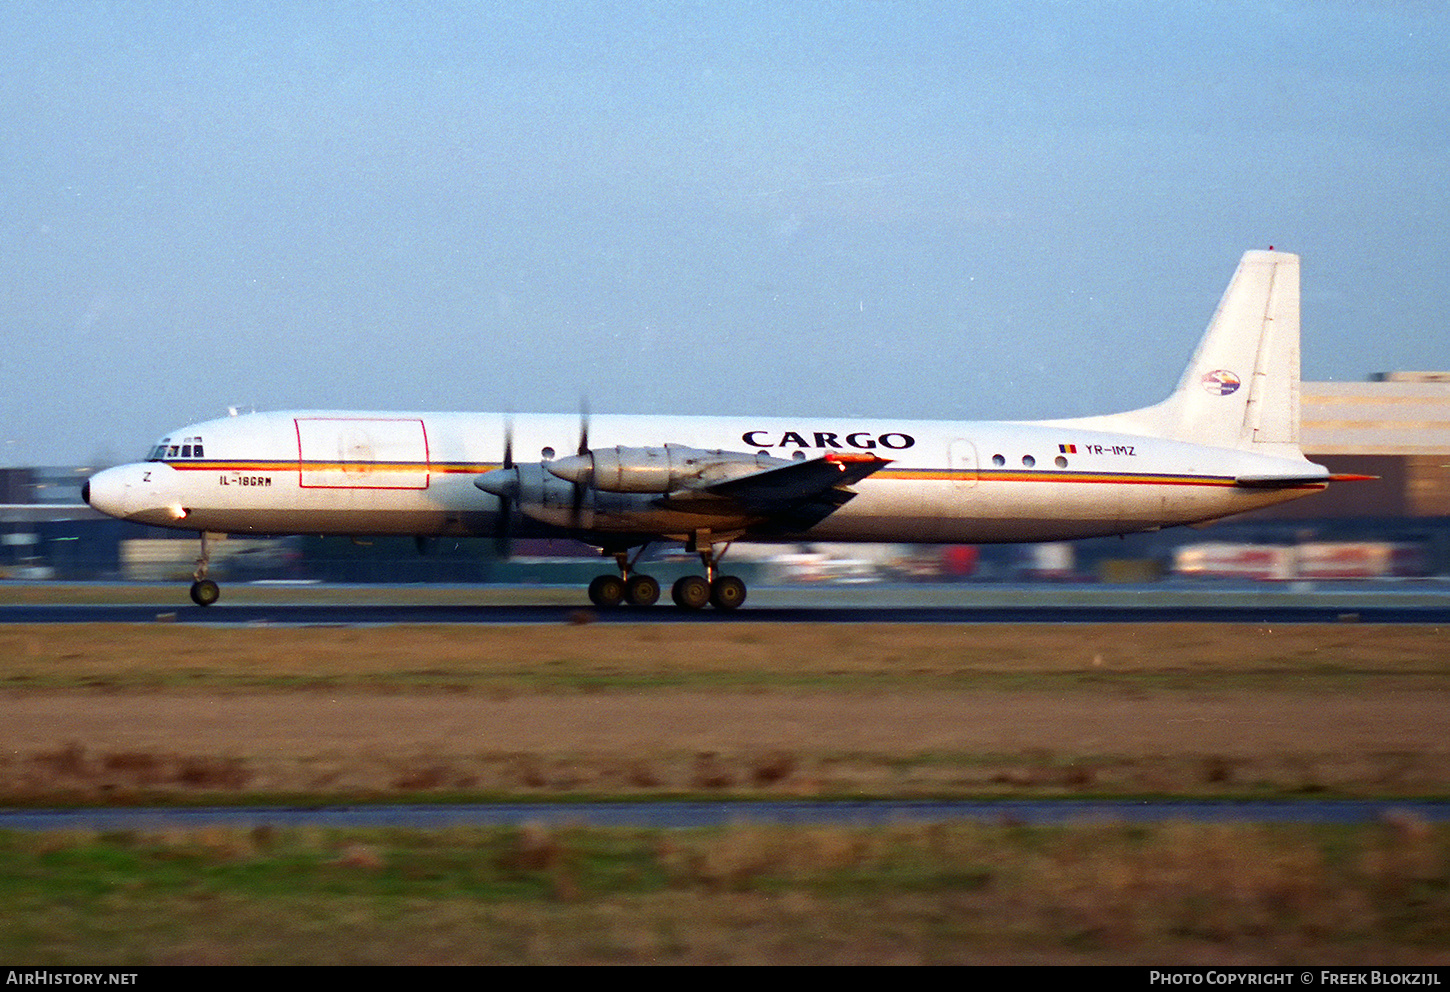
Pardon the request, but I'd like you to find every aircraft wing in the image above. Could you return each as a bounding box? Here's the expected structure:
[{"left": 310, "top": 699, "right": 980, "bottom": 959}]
[{"left": 666, "top": 452, "right": 891, "bottom": 532}]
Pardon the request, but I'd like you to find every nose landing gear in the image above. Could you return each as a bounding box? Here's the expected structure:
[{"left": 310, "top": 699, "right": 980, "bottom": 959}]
[
  {"left": 190, "top": 580, "right": 220, "bottom": 607},
  {"left": 189, "top": 532, "right": 220, "bottom": 607}
]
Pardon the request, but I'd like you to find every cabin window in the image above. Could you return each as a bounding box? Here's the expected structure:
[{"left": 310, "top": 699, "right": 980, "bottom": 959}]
[
  {"left": 991, "top": 454, "right": 1005, "bottom": 467},
  {"left": 1022, "top": 455, "right": 1035, "bottom": 468},
  {"left": 1054, "top": 455, "right": 1068, "bottom": 468},
  {"left": 541, "top": 446, "right": 555, "bottom": 460}
]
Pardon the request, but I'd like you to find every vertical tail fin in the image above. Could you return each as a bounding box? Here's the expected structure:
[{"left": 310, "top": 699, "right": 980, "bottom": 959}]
[
  {"left": 1168, "top": 249, "right": 1300, "bottom": 451},
  {"left": 1053, "top": 250, "right": 1304, "bottom": 455}
]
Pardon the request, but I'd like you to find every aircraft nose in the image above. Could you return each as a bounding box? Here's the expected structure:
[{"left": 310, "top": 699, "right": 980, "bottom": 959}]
[
  {"left": 83, "top": 465, "right": 135, "bottom": 519},
  {"left": 86, "top": 463, "right": 191, "bottom": 525}
]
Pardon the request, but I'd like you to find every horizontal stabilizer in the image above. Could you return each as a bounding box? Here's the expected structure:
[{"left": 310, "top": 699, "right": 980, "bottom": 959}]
[{"left": 1234, "top": 473, "right": 1377, "bottom": 489}]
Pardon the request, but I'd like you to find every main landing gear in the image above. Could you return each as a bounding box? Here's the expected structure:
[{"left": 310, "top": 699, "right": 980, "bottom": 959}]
[
  {"left": 189, "top": 532, "right": 220, "bottom": 607},
  {"left": 586, "top": 553, "right": 660, "bottom": 609},
  {"left": 586, "top": 536, "right": 747, "bottom": 611}
]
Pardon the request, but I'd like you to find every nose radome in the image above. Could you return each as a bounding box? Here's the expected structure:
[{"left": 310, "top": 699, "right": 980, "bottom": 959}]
[{"left": 83, "top": 465, "right": 135, "bottom": 520}]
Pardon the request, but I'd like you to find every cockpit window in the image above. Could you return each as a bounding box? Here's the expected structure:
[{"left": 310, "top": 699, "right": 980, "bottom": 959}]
[{"left": 147, "top": 436, "right": 205, "bottom": 461}]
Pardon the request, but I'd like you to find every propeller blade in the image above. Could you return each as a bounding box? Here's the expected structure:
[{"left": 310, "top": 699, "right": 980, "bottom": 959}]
[
  {"left": 496, "top": 416, "right": 515, "bottom": 556},
  {"left": 571, "top": 400, "right": 591, "bottom": 529},
  {"left": 494, "top": 501, "right": 513, "bottom": 557}
]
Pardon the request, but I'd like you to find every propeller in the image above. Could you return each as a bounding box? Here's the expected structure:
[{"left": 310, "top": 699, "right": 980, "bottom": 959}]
[
  {"left": 495, "top": 415, "right": 515, "bottom": 555},
  {"left": 472, "top": 416, "right": 518, "bottom": 556},
  {"left": 474, "top": 403, "right": 594, "bottom": 538},
  {"left": 570, "top": 400, "right": 592, "bottom": 529}
]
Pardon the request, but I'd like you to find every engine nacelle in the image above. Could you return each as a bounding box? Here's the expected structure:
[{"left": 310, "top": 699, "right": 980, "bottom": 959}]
[
  {"left": 547, "top": 445, "right": 787, "bottom": 493},
  {"left": 475, "top": 460, "right": 761, "bottom": 534}
]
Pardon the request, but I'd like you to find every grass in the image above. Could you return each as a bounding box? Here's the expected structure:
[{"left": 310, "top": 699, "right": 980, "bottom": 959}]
[
  {"left": 1, "top": 622, "right": 1447, "bottom": 803},
  {"left": 0, "top": 819, "right": 1446, "bottom": 964},
  {"left": 0, "top": 622, "right": 1446, "bottom": 693},
  {"left": 1, "top": 607, "right": 1447, "bottom": 962}
]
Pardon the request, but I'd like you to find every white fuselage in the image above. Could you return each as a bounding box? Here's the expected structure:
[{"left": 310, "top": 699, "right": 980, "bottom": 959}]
[{"left": 85, "top": 409, "right": 1328, "bottom": 545}]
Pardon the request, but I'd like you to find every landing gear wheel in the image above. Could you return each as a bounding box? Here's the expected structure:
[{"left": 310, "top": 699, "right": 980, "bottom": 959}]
[
  {"left": 624, "top": 573, "right": 661, "bottom": 607},
  {"left": 709, "top": 575, "right": 747, "bottom": 611},
  {"left": 587, "top": 574, "right": 626, "bottom": 608},
  {"left": 189, "top": 579, "right": 220, "bottom": 607},
  {"left": 671, "top": 575, "right": 711, "bottom": 610}
]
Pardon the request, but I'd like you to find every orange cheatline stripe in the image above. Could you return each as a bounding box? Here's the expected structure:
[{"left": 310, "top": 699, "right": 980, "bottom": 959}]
[
  {"left": 167, "top": 460, "right": 1246, "bottom": 488},
  {"left": 878, "top": 469, "right": 1238, "bottom": 487},
  {"left": 168, "top": 460, "right": 471, "bottom": 473},
  {"left": 295, "top": 463, "right": 433, "bottom": 473}
]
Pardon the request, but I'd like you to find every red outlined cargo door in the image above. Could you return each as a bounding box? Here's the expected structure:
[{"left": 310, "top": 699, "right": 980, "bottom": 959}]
[{"left": 295, "top": 417, "right": 431, "bottom": 490}]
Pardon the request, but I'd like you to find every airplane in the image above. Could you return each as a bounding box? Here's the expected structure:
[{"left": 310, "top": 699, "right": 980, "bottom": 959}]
[{"left": 83, "top": 249, "right": 1366, "bottom": 609}]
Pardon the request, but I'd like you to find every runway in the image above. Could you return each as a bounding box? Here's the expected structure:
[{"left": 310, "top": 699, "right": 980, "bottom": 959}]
[
  {"left": 3, "top": 600, "right": 1449, "bottom": 625},
  {"left": 4, "top": 798, "right": 1449, "bottom": 832}
]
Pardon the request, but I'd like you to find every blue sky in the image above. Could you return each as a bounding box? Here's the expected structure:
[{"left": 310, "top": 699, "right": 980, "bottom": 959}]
[{"left": 3, "top": 1, "right": 1448, "bottom": 466}]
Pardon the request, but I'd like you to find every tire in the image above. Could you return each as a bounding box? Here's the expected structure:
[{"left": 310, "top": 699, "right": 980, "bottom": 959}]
[
  {"left": 625, "top": 573, "right": 661, "bottom": 607},
  {"left": 587, "top": 574, "right": 626, "bottom": 607},
  {"left": 709, "top": 575, "right": 747, "bottom": 611},
  {"left": 671, "top": 575, "right": 711, "bottom": 610},
  {"left": 190, "top": 579, "right": 220, "bottom": 607}
]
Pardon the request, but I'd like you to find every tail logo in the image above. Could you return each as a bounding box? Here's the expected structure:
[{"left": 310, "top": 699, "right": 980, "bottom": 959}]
[{"left": 1201, "top": 369, "right": 1242, "bottom": 396}]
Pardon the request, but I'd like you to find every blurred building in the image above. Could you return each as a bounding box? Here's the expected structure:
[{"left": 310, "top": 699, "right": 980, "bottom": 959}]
[
  {"left": 1075, "top": 371, "right": 1450, "bottom": 580},
  {"left": 1, "top": 467, "right": 107, "bottom": 578},
  {"left": 1245, "top": 372, "right": 1450, "bottom": 520}
]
